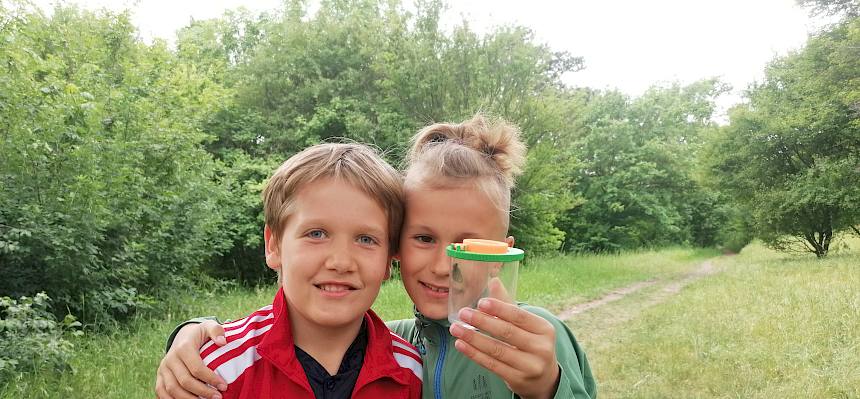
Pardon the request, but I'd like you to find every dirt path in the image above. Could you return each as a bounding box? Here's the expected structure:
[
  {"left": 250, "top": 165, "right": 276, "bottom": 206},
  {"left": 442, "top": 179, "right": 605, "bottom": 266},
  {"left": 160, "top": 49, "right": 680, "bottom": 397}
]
[{"left": 559, "top": 260, "right": 719, "bottom": 322}]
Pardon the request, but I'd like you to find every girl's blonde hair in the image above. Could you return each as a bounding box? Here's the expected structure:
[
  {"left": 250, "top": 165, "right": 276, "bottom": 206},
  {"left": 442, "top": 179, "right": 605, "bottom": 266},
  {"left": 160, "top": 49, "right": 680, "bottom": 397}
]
[{"left": 405, "top": 114, "right": 526, "bottom": 226}]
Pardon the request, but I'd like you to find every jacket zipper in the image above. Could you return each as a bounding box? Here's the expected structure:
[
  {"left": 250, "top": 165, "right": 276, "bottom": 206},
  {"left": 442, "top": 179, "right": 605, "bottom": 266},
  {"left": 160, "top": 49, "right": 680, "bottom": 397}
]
[{"left": 434, "top": 328, "right": 447, "bottom": 399}]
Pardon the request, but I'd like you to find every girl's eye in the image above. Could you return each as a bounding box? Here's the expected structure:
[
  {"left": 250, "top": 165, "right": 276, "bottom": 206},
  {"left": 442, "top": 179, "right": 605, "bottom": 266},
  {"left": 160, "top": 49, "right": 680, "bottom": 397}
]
[
  {"left": 357, "top": 235, "right": 378, "bottom": 246},
  {"left": 414, "top": 235, "right": 435, "bottom": 244},
  {"left": 307, "top": 230, "right": 327, "bottom": 239}
]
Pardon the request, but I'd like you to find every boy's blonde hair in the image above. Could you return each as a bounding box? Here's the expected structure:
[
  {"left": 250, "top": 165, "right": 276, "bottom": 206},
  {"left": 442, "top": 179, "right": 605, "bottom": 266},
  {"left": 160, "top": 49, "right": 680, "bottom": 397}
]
[
  {"left": 405, "top": 114, "right": 527, "bottom": 227},
  {"left": 263, "top": 143, "right": 404, "bottom": 253}
]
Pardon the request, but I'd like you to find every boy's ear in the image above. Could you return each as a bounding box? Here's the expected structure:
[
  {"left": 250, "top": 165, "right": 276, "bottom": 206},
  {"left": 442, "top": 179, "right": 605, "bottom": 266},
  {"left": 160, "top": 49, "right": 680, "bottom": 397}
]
[
  {"left": 264, "top": 225, "right": 282, "bottom": 270},
  {"left": 505, "top": 236, "right": 515, "bottom": 247}
]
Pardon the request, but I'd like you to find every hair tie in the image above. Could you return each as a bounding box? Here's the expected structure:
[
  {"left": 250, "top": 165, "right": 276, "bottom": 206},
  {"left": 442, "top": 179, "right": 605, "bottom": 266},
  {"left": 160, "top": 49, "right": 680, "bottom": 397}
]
[{"left": 427, "top": 132, "right": 448, "bottom": 144}]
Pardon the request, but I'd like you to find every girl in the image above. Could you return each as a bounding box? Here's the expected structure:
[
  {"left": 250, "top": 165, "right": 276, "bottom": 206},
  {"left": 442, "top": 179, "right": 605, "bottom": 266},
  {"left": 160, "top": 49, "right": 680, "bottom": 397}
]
[{"left": 156, "top": 115, "right": 596, "bottom": 399}]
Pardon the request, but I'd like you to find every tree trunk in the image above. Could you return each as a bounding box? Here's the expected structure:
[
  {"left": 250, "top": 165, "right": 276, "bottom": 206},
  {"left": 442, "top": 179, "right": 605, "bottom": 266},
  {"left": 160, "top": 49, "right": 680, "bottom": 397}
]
[
  {"left": 820, "top": 229, "right": 832, "bottom": 257},
  {"left": 804, "top": 230, "right": 832, "bottom": 258},
  {"left": 852, "top": 225, "right": 860, "bottom": 237}
]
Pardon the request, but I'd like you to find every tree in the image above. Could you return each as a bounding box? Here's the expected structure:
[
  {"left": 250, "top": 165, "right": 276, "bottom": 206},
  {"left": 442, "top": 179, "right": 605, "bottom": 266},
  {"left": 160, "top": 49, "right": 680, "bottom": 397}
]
[
  {"left": 797, "top": 0, "right": 859, "bottom": 19},
  {"left": 705, "top": 18, "right": 860, "bottom": 257},
  {"left": 183, "top": 0, "right": 585, "bottom": 254},
  {"left": 559, "top": 81, "right": 727, "bottom": 252}
]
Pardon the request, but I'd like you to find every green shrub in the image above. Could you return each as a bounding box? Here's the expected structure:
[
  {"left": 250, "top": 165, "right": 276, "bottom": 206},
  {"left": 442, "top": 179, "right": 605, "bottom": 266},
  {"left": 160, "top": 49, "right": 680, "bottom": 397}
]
[
  {"left": 0, "top": 293, "right": 81, "bottom": 380},
  {"left": 0, "top": 4, "right": 232, "bottom": 325}
]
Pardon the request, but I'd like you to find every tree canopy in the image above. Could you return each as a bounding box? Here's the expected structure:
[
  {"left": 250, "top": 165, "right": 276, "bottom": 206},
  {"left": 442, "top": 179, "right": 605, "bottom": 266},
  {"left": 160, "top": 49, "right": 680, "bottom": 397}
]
[
  {"left": 2, "top": 0, "right": 855, "bottom": 330},
  {"left": 704, "top": 17, "right": 860, "bottom": 257}
]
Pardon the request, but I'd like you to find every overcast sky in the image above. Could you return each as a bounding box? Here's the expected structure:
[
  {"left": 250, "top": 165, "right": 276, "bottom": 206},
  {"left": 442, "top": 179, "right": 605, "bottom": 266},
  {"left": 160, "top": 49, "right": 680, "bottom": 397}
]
[{"left": 33, "top": 0, "right": 822, "bottom": 117}]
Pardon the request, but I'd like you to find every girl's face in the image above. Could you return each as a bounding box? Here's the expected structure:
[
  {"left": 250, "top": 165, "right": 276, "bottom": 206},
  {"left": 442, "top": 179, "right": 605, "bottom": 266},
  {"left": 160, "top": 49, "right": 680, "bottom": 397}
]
[{"left": 398, "top": 183, "right": 510, "bottom": 320}]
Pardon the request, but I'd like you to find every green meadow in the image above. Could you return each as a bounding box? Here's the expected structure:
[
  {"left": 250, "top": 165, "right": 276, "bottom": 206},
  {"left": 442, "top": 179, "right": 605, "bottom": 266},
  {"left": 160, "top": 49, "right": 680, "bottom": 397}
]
[
  {"left": 2, "top": 241, "right": 858, "bottom": 398},
  {"left": 577, "top": 240, "right": 860, "bottom": 398}
]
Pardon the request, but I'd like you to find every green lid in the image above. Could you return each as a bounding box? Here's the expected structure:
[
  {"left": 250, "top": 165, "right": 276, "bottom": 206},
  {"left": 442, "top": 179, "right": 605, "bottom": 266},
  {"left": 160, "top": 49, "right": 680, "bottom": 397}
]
[{"left": 446, "top": 243, "right": 525, "bottom": 262}]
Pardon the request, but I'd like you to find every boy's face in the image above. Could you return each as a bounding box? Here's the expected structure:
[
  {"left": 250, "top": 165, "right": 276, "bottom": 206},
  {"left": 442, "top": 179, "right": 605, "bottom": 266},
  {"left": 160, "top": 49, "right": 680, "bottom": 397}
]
[
  {"left": 398, "top": 184, "right": 509, "bottom": 320},
  {"left": 265, "top": 177, "right": 392, "bottom": 330}
]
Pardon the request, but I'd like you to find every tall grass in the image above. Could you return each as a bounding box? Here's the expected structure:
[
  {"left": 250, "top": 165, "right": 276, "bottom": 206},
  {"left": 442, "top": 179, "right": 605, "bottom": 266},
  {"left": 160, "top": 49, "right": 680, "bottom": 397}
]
[
  {"left": 585, "top": 240, "right": 860, "bottom": 398},
  {"left": 518, "top": 247, "right": 719, "bottom": 314}
]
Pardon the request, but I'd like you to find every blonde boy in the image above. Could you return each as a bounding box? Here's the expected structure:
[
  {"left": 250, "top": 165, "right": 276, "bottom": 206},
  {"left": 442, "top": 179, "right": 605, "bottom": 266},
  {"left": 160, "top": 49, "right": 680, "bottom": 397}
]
[{"left": 164, "top": 143, "right": 422, "bottom": 399}]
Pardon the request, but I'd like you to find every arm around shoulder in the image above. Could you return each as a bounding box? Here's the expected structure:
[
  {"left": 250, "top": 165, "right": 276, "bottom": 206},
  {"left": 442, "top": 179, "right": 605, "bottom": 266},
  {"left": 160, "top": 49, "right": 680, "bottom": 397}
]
[{"left": 165, "top": 316, "right": 220, "bottom": 352}]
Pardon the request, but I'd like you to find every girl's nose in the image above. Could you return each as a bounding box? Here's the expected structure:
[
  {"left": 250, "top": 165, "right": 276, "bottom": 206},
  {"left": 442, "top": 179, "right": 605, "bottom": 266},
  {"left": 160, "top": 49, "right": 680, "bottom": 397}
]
[{"left": 428, "top": 251, "right": 450, "bottom": 276}]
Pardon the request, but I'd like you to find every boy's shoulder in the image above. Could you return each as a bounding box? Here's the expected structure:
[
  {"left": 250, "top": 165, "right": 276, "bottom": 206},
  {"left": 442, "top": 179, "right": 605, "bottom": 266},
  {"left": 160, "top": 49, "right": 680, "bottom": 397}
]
[
  {"left": 200, "top": 304, "right": 276, "bottom": 383},
  {"left": 387, "top": 328, "right": 423, "bottom": 380},
  {"left": 369, "top": 313, "right": 422, "bottom": 380}
]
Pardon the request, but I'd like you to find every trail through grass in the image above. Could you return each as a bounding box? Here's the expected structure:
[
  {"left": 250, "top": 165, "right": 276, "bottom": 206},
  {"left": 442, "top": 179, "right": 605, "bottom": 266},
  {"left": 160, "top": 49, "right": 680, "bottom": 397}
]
[{"left": 575, "top": 240, "right": 860, "bottom": 398}]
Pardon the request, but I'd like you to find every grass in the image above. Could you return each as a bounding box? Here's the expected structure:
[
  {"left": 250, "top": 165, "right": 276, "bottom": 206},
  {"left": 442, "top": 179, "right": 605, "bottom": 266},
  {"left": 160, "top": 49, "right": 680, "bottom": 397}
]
[
  {"left": 517, "top": 247, "right": 719, "bottom": 314},
  {"left": 580, "top": 239, "right": 860, "bottom": 398},
  {"left": 0, "top": 247, "right": 713, "bottom": 398}
]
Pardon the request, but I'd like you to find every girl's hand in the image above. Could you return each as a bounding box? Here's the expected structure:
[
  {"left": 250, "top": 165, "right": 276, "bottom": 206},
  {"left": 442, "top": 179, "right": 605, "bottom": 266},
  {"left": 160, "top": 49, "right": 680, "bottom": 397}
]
[
  {"left": 449, "top": 280, "right": 561, "bottom": 399},
  {"left": 155, "top": 320, "right": 228, "bottom": 399}
]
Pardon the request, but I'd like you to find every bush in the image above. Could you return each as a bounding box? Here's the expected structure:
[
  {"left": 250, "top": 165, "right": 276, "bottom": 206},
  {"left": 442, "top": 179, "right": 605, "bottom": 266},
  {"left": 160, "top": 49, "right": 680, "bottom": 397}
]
[
  {"left": 0, "top": 293, "right": 81, "bottom": 380},
  {"left": 0, "top": 4, "right": 232, "bottom": 325}
]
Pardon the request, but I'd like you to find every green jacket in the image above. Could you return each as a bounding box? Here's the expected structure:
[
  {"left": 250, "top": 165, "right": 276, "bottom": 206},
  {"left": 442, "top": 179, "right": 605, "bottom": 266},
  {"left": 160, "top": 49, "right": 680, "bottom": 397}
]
[{"left": 386, "top": 305, "right": 596, "bottom": 399}]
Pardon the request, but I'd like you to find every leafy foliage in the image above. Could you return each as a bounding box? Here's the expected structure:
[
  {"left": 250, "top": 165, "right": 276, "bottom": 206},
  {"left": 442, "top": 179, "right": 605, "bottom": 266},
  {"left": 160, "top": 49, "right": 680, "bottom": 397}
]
[
  {"left": 704, "top": 17, "right": 860, "bottom": 257},
  {"left": 560, "top": 82, "right": 728, "bottom": 252},
  {"left": 0, "top": 4, "right": 231, "bottom": 322},
  {"left": 0, "top": 293, "right": 81, "bottom": 380},
  {"left": 797, "top": 0, "right": 859, "bottom": 19},
  {"left": 5, "top": 0, "right": 852, "bottom": 340}
]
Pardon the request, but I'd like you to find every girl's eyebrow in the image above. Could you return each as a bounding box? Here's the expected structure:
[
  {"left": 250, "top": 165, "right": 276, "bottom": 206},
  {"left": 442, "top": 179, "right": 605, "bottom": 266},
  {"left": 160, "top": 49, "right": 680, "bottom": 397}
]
[
  {"left": 406, "top": 224, "right": 482, "bottom": 240},
  {"left": 405, "top": 224, "right": 435, "bottom": 232}
]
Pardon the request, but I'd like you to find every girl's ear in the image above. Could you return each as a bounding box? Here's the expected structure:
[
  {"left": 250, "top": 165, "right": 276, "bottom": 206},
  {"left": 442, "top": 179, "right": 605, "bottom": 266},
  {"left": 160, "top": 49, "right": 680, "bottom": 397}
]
[
  {"left": 264, "top": 225, "right": 282, "bottom": 271},
  {"left": 505, "top": 236, "right": 515, "bottom": 247}
]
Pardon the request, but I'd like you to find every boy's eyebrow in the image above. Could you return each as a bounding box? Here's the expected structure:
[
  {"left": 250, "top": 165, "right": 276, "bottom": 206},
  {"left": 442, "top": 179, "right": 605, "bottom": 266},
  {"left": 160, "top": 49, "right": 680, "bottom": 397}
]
[
  {"left": 356, "top": 224, "right": 387, "bottom": 238},
  {"left": 298, "top": 219, "right": 387, "bottom": 237}
]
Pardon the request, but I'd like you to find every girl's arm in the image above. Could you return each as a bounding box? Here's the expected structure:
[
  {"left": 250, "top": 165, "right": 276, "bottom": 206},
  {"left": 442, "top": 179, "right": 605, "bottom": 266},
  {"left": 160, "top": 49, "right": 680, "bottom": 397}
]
[{"left": 448, "top": 281, "right": 596, "bottom": 399}]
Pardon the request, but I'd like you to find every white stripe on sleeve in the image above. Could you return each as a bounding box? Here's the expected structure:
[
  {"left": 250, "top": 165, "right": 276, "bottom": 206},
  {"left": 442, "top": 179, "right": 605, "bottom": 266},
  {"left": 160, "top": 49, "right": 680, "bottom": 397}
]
[
  {"left": 202, "top": 323, "right": 274, "bottom": 365},
  {"left": 214, "top": 345, "right": 262, "bottom": 384},
  {"left": 393, "top": 352, "right": 423, "bottom": 381}
]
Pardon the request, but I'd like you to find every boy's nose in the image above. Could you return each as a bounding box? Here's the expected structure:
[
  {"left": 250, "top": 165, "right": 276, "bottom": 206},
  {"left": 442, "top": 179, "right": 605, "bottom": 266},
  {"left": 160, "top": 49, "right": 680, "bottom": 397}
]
[{"left": 325, "top": 241, "right": 357, "bottom": 273}]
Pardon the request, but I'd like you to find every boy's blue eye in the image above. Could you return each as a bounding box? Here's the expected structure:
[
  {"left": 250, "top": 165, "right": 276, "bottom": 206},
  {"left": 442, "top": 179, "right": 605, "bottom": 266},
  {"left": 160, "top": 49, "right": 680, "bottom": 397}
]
[
  {"left": 307, "top": 230, "right": 327, "bottom": 239},
  {"left": 357, "top": 235, "right": 378, "bottom": 245}
]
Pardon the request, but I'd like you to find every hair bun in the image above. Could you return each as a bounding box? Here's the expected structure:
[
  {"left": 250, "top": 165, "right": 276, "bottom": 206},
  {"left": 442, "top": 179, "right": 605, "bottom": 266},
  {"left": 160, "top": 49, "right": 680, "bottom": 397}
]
[{"left": 409, "top": 114, "right": 526, "bottom": 187}]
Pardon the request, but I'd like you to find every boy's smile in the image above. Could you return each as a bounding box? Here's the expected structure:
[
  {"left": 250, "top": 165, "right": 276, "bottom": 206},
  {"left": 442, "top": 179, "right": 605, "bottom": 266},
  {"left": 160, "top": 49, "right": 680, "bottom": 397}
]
[
  {"left": 315, "top": 281, "right": 358, "bottom": 297},
  {"left": 265, "top": 177, "right": 392, "bottom": 331},
  {"left": 399, "top": 183, "right": 509, "bottom": 320}
]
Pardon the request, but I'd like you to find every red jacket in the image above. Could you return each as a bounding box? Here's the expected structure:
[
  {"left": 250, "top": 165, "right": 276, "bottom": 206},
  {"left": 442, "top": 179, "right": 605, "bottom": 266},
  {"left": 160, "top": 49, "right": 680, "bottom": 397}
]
[{"left": 201, "top": 288, "right": 423, "bottom": 399}]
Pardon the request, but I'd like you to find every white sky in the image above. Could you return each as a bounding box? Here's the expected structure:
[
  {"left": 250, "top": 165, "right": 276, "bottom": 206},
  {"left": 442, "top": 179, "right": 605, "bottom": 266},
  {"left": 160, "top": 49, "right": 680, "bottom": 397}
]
[{"left": 33, "top": 0, "right": 821, "bottom": 118}]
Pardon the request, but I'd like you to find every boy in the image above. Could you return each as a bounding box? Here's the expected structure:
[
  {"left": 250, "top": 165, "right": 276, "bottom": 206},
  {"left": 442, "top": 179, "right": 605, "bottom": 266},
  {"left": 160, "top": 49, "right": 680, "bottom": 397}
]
[{"left": 158, "top": 143, "right": 423, "bottom": 398}]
